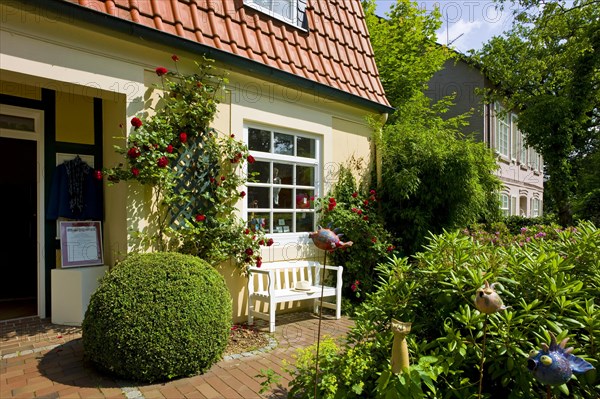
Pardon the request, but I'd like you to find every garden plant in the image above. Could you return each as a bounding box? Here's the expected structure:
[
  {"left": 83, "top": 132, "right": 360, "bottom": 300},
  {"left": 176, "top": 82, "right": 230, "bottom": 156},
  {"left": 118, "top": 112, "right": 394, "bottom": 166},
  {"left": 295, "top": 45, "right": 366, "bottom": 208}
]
[
  {"left": 83, "top": 252, "right": 232, "bottom": 382},
  {"left": 283, "top": 222, "right": 599, "bottom": 398}
]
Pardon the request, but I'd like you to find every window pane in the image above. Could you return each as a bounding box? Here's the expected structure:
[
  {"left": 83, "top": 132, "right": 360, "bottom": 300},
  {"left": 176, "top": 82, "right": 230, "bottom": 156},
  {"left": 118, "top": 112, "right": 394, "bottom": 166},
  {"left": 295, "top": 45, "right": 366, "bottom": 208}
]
[
  {"left": 273, "top": 163, "right": 293, "bottom": 184},
  {"left": 248, "top": 212, "right": 270, "bottom": 233},
  {"left": 273, "top": 213, "right": 293, "bottom": 233},
  {"left": 296, "top": 165, "right": 314, "bottom": 186},
  {"left": 272, "top": 0, "right": 294, "bottom": 19},
  {"left": 249, "top": 128, "right": 271, "bottom": 152},
  {"left": 274, "top": 132, "right": 294, "bottom": 155},
  {"left": 248, "top": 186, "right": 270, "bottom": 209},
  {"left": 248, "top": 161, "right": 270, "bottom": 183},
  {"left": 296, "top": 212, "right": 314, "bottom": 232},
  {"left": 297, "top": 136, "right": 316, "bottom": 158},
  {"left": 295, "top": 189, "right": 314, "bottom": 209},
  {"left": 273, "top": 188, "right": 293, "bottom": 208},
  {"left": 0, "top": 114, "right": 35, "bottom": 132}
]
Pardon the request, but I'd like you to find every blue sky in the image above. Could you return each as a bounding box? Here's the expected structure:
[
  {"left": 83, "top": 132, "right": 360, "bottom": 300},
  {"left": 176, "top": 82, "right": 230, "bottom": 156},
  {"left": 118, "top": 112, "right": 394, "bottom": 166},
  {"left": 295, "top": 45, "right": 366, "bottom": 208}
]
[{"left": 374, "top": 1, "right": 521, "bottom": 53}]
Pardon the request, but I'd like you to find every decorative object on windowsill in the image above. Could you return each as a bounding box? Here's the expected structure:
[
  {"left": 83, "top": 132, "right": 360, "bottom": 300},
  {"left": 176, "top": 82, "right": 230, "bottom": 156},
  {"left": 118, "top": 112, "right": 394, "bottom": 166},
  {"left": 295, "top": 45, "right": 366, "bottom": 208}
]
[
  {"left": 528, "top": 332, "right": 594, "bottom": 399},
  {"left": 308, "top": 225, "right": 352, "bottom": 398},
  {"left": 474, "top": 281, "right": 509, "bottom": 399}
]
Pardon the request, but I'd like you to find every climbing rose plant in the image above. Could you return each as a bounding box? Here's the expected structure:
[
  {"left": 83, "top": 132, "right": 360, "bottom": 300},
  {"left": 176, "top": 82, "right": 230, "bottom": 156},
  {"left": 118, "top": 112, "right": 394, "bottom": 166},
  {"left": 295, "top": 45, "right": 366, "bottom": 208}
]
[{"left": 104, "top": 55, "right": 269, "bottom": 272}]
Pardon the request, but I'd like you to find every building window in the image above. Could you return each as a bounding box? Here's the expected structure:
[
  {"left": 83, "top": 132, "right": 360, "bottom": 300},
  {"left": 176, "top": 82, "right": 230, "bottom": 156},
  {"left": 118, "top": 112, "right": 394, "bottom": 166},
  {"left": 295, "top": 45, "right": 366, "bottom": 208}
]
[
  {"left": 246, "top": 126, "right": 319, "bottom": 235},
  {"left": 496, "top": 105, "right": 510, "bottom": 158},
  {"left": 244, "top": 0, "right": 307, "bottom": 28},
  {"left": 532, "top": 198, "right": 541, "bottom": 217},
  {"left": 500, "top": 193, "right": 510, "bottom": 217},
  {"left": 511, "top": 115, "right": 519, "bottom": 160},
  {"left": 529, "top": 148, "right": 539, "bottom": 170}
]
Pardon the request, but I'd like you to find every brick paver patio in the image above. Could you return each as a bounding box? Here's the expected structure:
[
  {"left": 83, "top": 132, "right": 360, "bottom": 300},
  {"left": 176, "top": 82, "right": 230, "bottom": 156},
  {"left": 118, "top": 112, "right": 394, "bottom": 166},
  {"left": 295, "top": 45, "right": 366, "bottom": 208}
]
[{"left": 1, "top": 312, "right": 353, "bottom": 398}]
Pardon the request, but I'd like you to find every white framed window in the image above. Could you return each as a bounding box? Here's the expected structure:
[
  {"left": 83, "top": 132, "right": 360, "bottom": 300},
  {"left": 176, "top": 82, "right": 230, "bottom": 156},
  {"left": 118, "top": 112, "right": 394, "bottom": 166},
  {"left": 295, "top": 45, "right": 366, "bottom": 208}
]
[
  {"left": 244, "top": 0, "right": 307, "bottom": 28},
  {"left": 495, "top": 104, "right": 510, "bottom": 158},
  {"left": 511, "top": 114, "right": 519, "bottom": 161},
  {"left": 511, "top": 196, "right": 517, "bottom": 216},
  {"left": 245, "top": 125, "right": 320, "bottom": 236},
  {"left": 499, "top": 193, "right": 510, "bottom": 217},
  {"left": 532, "top": 198, "right": 541, "bottom": 217},
  {"left": 529, "top": 148, "right": 538, "bottom": 170}
]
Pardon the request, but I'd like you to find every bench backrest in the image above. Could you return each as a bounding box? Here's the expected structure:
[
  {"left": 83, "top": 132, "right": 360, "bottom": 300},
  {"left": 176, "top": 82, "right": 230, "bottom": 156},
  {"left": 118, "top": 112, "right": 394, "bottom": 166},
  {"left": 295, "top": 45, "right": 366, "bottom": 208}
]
[{"left": 248, "top": 261, "right": 324, "bottom": 292}]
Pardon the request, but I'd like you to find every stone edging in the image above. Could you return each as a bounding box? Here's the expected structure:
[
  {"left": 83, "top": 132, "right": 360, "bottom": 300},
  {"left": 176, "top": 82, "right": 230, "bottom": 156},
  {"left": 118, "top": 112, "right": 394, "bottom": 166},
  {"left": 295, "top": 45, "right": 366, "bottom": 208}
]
[{"left": 222, "top": 335, "right": 278, "bottom": 361}]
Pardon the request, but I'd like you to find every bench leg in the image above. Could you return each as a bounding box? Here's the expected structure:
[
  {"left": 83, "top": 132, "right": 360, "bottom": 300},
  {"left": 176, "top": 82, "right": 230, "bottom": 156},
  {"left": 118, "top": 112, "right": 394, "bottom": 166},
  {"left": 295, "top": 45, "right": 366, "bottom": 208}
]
[
  {"left": 248, "top": 298, "right": 254, "bottom": 326},
  {"left": 269, "top": 302, "right": 276, "bottom": 333},
  {"left": 313, "top": 298, "right": 319, "bottom": 315}
]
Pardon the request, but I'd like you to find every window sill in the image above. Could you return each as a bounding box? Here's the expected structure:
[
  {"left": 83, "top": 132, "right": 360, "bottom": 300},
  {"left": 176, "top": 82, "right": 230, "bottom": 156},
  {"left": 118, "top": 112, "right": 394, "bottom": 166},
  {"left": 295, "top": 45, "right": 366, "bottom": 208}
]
[{"left": 267, "top": 232, "right": 311, "bottom": 246}]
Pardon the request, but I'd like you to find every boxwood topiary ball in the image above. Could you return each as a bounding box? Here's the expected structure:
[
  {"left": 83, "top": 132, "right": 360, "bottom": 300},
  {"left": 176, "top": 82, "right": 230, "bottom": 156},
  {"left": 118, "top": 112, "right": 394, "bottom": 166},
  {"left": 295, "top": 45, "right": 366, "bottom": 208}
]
[{"left": 82, "top": 252, "right": 232, "bottom": 382}]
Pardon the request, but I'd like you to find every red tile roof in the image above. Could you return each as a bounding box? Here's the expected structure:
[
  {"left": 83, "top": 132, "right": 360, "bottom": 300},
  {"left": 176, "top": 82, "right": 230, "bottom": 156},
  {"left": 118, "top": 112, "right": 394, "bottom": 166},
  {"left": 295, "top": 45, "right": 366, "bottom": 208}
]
[{"left": 65, "top": 0, "right": 391, "bottom": 110}]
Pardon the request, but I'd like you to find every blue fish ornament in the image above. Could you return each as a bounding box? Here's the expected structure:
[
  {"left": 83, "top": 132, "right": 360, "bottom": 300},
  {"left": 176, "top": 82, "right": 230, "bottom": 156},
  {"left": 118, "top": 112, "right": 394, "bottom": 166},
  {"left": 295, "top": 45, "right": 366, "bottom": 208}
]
[{"left": 528, "top": 332, "right": 595, "bottom": 386}]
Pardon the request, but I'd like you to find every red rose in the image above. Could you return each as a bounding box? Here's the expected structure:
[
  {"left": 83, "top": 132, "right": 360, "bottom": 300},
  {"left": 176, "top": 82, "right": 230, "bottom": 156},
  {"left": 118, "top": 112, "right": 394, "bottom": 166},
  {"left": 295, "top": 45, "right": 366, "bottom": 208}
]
[
  {"left": 363, "top": 216, "right": 369, "bottom": 221},
  {"left": 131, "top": 167, "right": 140, "bottom": 177},
  {"left": 179, "top": 132, "right": 187, "bottom": 143},
  {"left": 386, "top": 245, "right": 395, "bottom": 252},
  {"left": 371, "top": 237, "right": 377, "bottom": 243},
  {"left": 131, "top": 117, "right": 142, "bottom": 129},
  {"left": 259, "top": 239, "right": 265, "bottom": 245},
  {"left": 247, "top": 155, "right": 255, "bottom": 164},
  {"left": 157, "top": 156, "right": 168, "bottom": 168},
  {"left": 245, "top": 257, "right": 252, "bottom": 263},
  {"left": 364, "top": 200, "right": 369, "bottom": 206},
  {"left": 197, "top": 82, "right": 203, "bottom": 88},
  {"left": 267, "top": 238, "right": 274, "bottom": 246},
  {"left": 195, "top": 214, "right": 206, "bottom": 222},
  {"left": 240, "top": 191, "right": 246, "bottom": 198},
  {"left": 256, "top": 257, "right": 262, "bottom": 268},
  {"left": 230, "top": 134, "right": 235, "bottom": 138},
  {"left": 244, "top": 229, "right": 250, "bottom": 235},
  {"left": 370, "top": 189, "right": 376, "bottom": 195},
  {"left": 155, "top": 66, "right": 168, "bottom": 76},
  {"left": 245, "top": 248, "right": 254, "bottom": 256},
  {"left": 127, "top": 147, "right": 141, "bottom": 158},
  {"left": 94, "top": 170, "right": 103, "bottom": 181},
  {"left": 209, "top": 176, "right": 215, "bottom": 183},
  {"left": 352, "top": 192, "right": 358, "bottom": 198},
  {"left": 329, "top": 197, "right": 335, "bottom": 203},
  {"left": 310, "top": 196, "right": 315, "bottom": 201},
  {"left": 220, "top": 176, "right": 226, "bottom": 181},
  {"left": 166, "top": 144, "right": 174, "bottom": 153},
  {"left": 171, "top": 54, "right": 179, "bottom": 62}
]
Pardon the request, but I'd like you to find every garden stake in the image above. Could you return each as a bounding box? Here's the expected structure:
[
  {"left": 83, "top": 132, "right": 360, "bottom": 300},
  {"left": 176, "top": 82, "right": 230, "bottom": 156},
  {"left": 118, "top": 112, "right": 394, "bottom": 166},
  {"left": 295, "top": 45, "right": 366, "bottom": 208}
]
[
  {"left": 314, "top": 250, "right": 327, "bottom": 399},
  {"left": 478, "top": 314, "right": 488, "bottom": 399}
]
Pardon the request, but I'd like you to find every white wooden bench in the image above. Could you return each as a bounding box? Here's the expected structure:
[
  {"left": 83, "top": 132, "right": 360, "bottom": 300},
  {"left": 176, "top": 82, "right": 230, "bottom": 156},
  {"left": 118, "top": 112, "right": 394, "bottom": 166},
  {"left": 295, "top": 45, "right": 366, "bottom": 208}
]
[{"left": 247, "top": 260, "right": 343, "bottom": 332}]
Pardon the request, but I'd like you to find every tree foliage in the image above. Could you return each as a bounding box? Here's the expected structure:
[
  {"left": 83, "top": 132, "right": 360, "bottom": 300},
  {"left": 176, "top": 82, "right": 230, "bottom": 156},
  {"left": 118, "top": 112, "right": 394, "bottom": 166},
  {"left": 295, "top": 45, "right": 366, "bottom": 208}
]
[
  {"left": 474, "top": 0, "right": 600, "bottom": 225},
  {"left": 380, "top": 95, "right": 502, "bottom": 254}
]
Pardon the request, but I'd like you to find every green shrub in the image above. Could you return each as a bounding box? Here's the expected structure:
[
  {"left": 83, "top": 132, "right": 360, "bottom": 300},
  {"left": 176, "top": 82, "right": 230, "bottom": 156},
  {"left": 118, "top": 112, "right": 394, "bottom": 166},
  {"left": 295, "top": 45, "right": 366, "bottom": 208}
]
[
  {"left": 83, "top": 252, "right": 232, "bottom": 382},
  {"left": 316, "top": 166, "right": 395, "bottom": 304},
  {"left": 287, "top": 222, "right": 600, "bottom": 398}
]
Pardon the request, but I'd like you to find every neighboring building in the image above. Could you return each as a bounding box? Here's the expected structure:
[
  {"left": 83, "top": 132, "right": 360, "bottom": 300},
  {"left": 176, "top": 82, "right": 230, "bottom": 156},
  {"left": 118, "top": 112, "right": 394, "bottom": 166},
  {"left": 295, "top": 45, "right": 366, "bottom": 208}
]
[
  {"left": 427, "top": 56, "right": 544, "bottom": 218},
  {"left": 0, "top": 0, "right": 391, "bottom": 322}
]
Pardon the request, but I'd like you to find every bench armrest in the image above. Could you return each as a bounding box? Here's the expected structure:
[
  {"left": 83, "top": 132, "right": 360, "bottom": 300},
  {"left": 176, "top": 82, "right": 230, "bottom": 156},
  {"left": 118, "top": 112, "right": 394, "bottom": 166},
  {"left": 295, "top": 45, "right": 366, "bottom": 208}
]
[{"left": 247, "top": 267, "right": 274, "bottom": 296}]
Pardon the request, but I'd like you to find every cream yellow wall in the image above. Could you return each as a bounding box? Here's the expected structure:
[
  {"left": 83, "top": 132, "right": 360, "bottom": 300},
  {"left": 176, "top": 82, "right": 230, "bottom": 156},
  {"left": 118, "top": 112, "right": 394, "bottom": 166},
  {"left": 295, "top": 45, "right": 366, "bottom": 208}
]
[
  {"left": 0, "top": 80, "right": 41, "bottom": 100},
  {"left": 56, "top": 93, "right": 94, "bottom": 144},
  {"left": 1, "top": 1, "right": 382, "bottom": 322}
]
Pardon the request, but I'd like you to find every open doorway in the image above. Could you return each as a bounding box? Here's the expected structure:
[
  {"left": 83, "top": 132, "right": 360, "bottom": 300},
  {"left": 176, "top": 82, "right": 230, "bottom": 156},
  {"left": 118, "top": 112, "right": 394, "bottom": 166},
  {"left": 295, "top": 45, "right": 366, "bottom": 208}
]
[{"left": 0, "top": 137, "right": 38, "bottom": 319}]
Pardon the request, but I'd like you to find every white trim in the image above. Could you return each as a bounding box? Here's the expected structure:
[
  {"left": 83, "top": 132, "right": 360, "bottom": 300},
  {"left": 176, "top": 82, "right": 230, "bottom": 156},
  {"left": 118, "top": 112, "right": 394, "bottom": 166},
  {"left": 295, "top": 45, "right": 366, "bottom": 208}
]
[
  {"left": 0, "top": 104, "right": 45, "bottom": 318},
  {"left": 244, "top": 0, "right": 303, "bottom": 29}
]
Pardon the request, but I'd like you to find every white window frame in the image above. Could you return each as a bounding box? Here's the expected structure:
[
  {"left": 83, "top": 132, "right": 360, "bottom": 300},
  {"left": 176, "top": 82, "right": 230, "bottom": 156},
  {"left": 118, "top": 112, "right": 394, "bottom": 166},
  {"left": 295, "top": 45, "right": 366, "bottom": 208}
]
[
  {"left": 244, "top": 0, "right": 299, "bottom": 27},
  {"left": 532, "top": 198, "right": 541, "bottom": 217},
  {"left": 244, "top": 124, "right": 320, "bottom": 241},
  {"left": 495, "top": 104, "right": 510, "bottom": 158},
  {"left": 499, "top": 193, "right": 510, "bottom": 217},
  {"left": 511, "top": 114, "right": 519, "bottom": 161}
]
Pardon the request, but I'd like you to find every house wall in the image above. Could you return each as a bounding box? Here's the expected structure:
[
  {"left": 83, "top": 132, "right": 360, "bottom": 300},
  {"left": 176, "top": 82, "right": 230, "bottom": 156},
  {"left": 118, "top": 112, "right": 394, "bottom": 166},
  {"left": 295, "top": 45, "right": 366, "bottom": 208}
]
[
  {"left": 426, "top": 58, "right": 486, "bottom": 142},
  {"left": 1, "top": 2, "right": 378, "bottom": 322}
]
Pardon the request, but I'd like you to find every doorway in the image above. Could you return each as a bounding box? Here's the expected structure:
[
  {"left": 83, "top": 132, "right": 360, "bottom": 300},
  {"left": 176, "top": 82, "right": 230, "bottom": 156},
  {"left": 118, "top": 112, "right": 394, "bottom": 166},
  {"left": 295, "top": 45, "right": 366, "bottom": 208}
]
[{"left": 0, "top": 137, "right": 38, "bottom": 319}]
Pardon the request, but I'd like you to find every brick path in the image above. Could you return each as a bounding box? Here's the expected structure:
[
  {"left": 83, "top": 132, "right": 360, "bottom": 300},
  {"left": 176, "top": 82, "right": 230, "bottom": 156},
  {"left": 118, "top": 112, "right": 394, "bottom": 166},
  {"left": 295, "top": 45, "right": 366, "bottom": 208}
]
[{"left": 1, "top": 312, "right": 353, "bottom": 398}]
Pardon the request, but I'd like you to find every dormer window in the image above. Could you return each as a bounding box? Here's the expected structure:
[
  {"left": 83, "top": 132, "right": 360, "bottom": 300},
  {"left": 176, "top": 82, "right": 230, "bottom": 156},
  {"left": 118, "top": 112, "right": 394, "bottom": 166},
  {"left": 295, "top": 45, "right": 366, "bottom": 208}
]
[{"left": 244, "top": 0, "right": 308, "bottom": 29}]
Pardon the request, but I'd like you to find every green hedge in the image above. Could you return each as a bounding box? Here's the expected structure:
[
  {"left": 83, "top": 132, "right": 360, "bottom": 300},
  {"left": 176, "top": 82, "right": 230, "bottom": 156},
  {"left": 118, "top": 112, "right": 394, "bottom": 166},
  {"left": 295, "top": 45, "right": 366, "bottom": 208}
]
[{"left": 83, "top": 252, "right": 232, "bottom": 382}]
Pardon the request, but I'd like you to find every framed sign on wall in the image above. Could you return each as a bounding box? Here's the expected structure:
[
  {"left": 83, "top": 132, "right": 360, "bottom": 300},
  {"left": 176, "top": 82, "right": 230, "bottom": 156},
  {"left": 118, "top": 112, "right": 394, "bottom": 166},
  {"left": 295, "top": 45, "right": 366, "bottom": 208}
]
[{"left": 59, "top": 221, "right": 104, "bottom": 268}]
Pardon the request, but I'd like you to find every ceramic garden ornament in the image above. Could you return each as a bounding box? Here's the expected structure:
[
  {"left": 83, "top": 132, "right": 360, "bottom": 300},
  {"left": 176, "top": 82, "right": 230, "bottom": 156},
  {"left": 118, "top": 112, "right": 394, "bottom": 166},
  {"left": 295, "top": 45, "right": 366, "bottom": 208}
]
[
  {"left": 309, "top": 226, "right": 353, "bottom": 252},
  {"left": 474, "top": 281, "right": 509, "bottom": 314},
  {"left": 528, "top": 332, "right": 594, "bottom": 386}
]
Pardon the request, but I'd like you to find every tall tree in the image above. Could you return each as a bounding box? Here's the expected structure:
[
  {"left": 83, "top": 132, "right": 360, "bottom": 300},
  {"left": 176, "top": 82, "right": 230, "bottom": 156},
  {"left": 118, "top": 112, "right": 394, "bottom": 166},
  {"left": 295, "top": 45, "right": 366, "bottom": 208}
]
[
  {"left": 475, "top": 0, "right": 600, "bottom": 225},
  {"left": 364, "top": 0, "right": 502, "bottom": 254}
]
